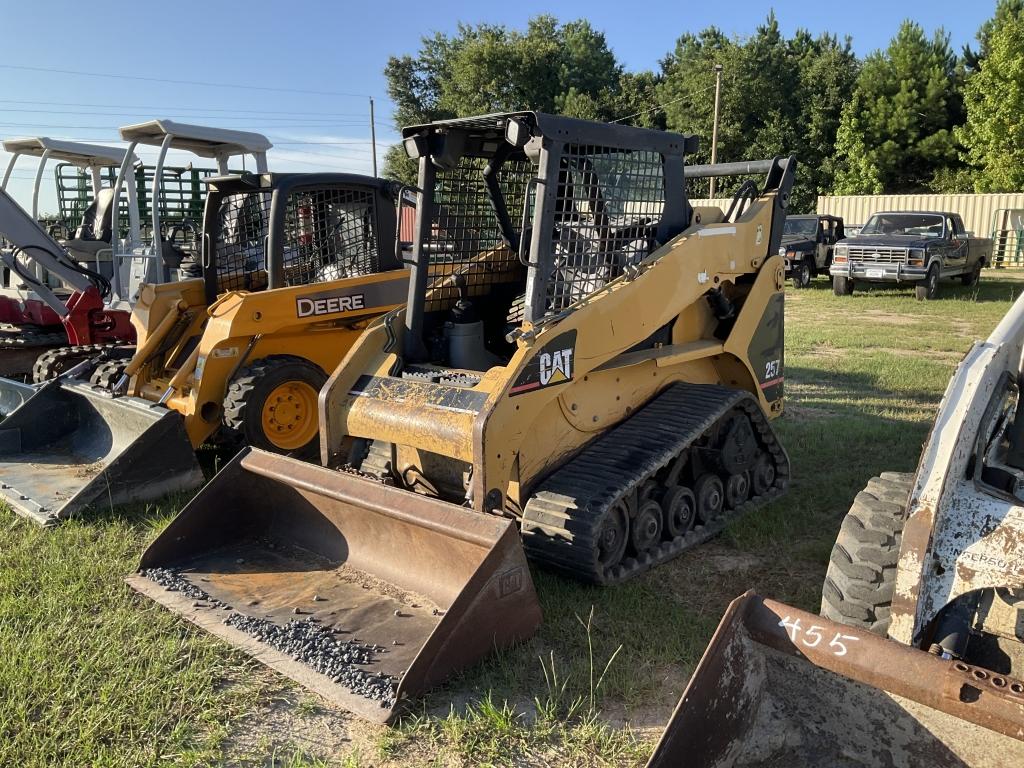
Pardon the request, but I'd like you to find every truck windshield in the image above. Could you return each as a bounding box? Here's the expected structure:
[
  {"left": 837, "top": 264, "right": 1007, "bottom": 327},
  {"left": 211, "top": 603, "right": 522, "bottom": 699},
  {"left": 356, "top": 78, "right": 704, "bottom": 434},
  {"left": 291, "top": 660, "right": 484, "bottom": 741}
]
[
  {"left": 783, "top": 218, "right": 817, "bottom": 237},
  {"left": 860, "top": 213, "right": 944, "bottom": 238}
]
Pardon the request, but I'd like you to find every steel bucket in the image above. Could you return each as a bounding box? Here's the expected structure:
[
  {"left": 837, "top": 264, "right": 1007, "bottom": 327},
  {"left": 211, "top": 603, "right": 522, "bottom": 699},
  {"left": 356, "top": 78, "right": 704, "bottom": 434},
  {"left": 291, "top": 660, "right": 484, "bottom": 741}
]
[
  {"left": 0, "top": 379, "right": 204, "bottom": 525},
  {"left": 126, "top": 447, "right": 543, "bottom": 723},
  {"left": 645, "top": 593, "right": 1024, "bottom": 767}
]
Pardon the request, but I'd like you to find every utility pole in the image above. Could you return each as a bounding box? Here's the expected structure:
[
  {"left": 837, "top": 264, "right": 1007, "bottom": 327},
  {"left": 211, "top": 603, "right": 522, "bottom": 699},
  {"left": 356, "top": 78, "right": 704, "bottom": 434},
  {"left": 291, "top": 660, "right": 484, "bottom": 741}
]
[
  {"left": 709, "top": 63, "right": 723, "bottom": 199},
  {"left": 369, "top": 97, "right": 378, "bottom": 177}
]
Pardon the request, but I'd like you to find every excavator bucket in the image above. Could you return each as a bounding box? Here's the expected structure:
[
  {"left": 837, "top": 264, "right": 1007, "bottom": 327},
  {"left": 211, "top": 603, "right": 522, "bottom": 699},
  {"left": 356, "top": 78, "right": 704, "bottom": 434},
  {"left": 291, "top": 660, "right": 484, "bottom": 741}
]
[
  {"left": 126, "top": 448, "right": 543, "bottom": 723},
  {"left": 0, "top": 380, "right": 203, "bottom": 525},
  {"left": 646, "top": 593, "right": 1024, "bottom": 768}
]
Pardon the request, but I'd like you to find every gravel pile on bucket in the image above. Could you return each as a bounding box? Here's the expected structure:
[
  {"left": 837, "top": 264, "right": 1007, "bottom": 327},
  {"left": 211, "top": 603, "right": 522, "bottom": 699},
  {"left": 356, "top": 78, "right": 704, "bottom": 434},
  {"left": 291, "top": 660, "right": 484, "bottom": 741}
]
[
  {"left": 142, "top": 567, "right": 227, "bottom": 608},
  {"left": 224, "top": 614, "right": 397, "bottom": 706},
  {"left": 142, "top": 567, "right": 397, "bottom": 708}
]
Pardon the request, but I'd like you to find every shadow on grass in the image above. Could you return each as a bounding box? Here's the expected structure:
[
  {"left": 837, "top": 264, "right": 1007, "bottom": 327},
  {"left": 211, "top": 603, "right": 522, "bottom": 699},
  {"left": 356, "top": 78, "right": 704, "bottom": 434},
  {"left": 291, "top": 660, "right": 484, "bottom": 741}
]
[
  {"left": 797, "top": 274, "right": 1023, "bottom": 303},
  {"left": 784, "top": 364, "right": 943, "bottom": 419}
]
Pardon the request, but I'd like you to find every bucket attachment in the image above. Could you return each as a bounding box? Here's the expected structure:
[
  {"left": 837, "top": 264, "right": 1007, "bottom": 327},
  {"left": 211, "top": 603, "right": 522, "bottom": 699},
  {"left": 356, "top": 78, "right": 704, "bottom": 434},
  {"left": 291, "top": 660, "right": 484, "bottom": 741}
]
[
  {"left": 126, "top": 448, "right": 543, "bottom": 723},
  {"left": 646, "top": 593, "right": 1024, "bottom": 768},
  {"left": 0, "top": 380, "right": 204, "bottom": 525},
  {"left": 0, "top": 376, "right": 37, "bottom": 417}
]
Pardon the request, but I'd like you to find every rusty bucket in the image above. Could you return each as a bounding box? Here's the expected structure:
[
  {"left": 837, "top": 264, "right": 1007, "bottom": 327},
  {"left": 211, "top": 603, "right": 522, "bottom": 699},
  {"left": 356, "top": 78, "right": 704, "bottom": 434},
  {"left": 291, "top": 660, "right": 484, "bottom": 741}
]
[
  {"left": 645, "top": 593, "right": 1024, "bottom": 768},
  {"left": 127, "top": 447, "right": 543, "bottom": 723},
  {"left": 0, "top": 379, "right": 203, "bottom": 525}
]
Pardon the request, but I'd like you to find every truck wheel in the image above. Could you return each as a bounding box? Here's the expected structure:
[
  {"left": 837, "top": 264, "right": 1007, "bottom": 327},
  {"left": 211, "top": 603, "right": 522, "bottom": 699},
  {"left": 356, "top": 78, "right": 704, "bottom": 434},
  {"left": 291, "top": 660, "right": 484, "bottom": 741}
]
[
  {"left": 832, "top": 276, "right": 854, "bottom": 296},
  {"left": 792, "top": 258, "right": 812, "bottom": 289},
  {"left": 223, "top": 355, "right": 328, "bottom": 459},
  {"left": 916, "top": 264, "right": 940, "bottom": 300},
  {"left": 820, "top": 472, "right": 913, "bottom": 636},
  {"left": 961, "top": 262, "right": 982, "bottom": 287}
]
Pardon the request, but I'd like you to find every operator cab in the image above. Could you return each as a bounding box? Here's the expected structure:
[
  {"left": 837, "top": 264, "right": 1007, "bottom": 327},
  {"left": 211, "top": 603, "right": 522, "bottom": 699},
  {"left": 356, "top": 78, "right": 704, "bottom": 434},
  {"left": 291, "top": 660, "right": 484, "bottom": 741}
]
[{"left": 399, "top": 112, "right": 696, "bottom": 378}]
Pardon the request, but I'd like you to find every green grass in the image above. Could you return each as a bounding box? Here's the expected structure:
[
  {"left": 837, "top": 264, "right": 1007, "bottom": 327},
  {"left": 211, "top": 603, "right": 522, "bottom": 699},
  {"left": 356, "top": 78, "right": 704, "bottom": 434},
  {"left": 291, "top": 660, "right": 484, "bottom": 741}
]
[{"left": 2, "top": 272, "right": 1022, "bottom": 766}]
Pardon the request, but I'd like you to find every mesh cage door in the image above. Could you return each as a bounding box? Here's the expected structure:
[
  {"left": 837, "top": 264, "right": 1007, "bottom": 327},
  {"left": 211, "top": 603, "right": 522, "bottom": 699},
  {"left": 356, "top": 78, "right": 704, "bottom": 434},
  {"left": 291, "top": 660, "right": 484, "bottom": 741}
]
[
  {"left": 278, "top": 186, "right": 381, "bottom": 287},
  {"left": 424, "top": 155, "right": 532, "bottom": 313},
  {"left": 541, "top": 145, "right": 666, "bottom": 317},
  {"left": 210, "top": 190, "right": 273, "bottom": 292}
]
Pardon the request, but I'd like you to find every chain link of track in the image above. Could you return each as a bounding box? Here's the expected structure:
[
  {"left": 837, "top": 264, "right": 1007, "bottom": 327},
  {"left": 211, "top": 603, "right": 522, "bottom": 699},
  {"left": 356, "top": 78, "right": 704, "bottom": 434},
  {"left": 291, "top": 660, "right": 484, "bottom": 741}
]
[
  {"left": 0, "top": 329, "right": 67, "bottom": 350},
  {"left": 31, "top": 343, "right": 135, "bottom": 383},
  {"left": 520, "top": 383, "right": 789, "bottom": 585}
]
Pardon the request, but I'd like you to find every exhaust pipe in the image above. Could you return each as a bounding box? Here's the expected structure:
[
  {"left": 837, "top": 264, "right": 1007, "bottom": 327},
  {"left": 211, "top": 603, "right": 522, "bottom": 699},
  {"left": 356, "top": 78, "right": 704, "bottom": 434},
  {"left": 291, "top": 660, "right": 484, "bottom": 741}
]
[
  {"left": 127, "top": 448, "right": 543, "bottom": 723},
  {"left": 0, "top": 380, "right": 203, "bottom": 525},
  {"left": 646, "top": 593, "right": 1024, "bottom": 767}
]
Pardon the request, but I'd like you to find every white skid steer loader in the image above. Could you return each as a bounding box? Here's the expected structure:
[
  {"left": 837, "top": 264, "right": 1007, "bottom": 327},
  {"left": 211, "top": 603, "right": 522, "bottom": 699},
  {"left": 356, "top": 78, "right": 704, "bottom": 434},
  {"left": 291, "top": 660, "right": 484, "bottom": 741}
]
[{"left": 647, "top": 293, "right": 1024, "bottom": 767}]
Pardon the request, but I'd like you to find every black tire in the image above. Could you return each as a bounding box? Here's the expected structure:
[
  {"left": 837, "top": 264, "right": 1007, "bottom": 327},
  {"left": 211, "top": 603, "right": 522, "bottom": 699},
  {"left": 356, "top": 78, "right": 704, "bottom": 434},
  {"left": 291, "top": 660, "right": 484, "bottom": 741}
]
[
  {"left": 961, "top": 262, "right": 982, "bottom": 287},
  {"left": 916, "top": 264, "right": 940, "bottom": 300},
  {"left": 792, "top": 258, "right": 813, "bottom": 289},
  {"left": 820, "top": 472, "right": 913, "bottom": 636},
  {"left": 833, "top": 275, "right": 854, "bottom": 296},
  {"left": 222, "top": 355, "right": 327, "bottom": 459}
]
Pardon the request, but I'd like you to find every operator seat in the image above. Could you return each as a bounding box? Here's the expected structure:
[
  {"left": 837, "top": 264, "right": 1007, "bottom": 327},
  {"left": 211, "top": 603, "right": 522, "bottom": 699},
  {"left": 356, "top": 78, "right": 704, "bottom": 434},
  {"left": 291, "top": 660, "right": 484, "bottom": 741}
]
[{"left": 62, "top": 188, "right": 116, "bottom": 264}]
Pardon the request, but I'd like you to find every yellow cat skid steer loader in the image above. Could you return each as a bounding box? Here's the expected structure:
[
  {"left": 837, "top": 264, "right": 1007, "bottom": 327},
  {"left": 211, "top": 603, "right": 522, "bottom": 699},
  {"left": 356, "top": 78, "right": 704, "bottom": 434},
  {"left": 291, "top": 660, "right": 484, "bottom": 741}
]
[
  {"left": 645, "top": 293, "right": 1024, "bottom": 767},
  {"left": 129, "top": 113, "right": 794, "bottom": 722},
  {"left": 0, "top": 172, "right": 409, "bottom": 525}
]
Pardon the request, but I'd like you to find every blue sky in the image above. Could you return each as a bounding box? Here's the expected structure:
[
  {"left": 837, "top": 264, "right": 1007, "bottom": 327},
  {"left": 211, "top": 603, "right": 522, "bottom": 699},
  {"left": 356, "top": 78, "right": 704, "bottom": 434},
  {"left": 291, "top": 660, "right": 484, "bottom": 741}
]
[{"left": 0, "top": 0, "right": 998, "bottom": 212}]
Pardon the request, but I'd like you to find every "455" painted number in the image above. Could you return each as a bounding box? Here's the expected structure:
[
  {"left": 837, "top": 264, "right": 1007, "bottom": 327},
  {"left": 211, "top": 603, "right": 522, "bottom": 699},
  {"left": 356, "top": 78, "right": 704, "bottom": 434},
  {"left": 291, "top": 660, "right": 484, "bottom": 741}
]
[{"left": 778, "top": 616, "right": 859, "bottom": 657}]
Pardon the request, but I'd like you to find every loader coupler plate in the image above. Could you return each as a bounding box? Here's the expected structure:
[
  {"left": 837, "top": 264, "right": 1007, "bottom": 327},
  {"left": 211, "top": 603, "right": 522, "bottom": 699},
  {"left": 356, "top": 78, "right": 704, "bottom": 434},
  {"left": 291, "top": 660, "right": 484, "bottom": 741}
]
[
  {"left": 129, "top": 448, "right": 543, "bottom": 723},
  {"left": 646, "top": 593, "right": 1024, "bottom": 768},
  {"left": 0, "top": 381, "right": 204, "bottom": 524}
]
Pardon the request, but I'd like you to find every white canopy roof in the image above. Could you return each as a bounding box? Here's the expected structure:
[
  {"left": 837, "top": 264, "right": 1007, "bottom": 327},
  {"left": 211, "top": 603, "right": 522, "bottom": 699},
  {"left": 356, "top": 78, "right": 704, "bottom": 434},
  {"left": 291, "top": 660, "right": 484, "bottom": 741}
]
[
  {"left": 1, "top": 137, "right": 131, "bottom": 167},
  {"left": 118, "top": 119, "right": 272, "bottom": 157}
]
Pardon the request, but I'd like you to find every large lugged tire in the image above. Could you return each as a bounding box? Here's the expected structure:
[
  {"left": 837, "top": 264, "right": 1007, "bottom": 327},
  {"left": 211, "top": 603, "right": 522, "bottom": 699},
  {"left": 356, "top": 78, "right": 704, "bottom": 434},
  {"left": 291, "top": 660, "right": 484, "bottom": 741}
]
[
  {"left": 223, "top": 355, "right": 327, "bottom": 458},
  {"left": 916, "top": 264, "right": 940, "bottom": 300},
  {"left": 820, "top": 472, "right": 913, "bottom": 636}
]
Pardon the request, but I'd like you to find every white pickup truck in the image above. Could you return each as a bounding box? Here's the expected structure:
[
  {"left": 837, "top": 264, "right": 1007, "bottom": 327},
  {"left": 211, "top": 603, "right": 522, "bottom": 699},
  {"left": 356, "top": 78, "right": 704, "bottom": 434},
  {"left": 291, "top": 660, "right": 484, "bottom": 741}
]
[{"left": 829, "top": 211, "right": 992, "bottom": 300}]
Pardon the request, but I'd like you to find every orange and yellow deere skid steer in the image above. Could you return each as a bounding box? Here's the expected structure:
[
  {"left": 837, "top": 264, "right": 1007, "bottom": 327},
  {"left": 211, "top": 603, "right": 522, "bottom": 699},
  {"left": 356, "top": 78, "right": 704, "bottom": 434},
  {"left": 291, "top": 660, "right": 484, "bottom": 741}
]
[{"left": 0, "top": 172, "right": 410, "bottom": 525}]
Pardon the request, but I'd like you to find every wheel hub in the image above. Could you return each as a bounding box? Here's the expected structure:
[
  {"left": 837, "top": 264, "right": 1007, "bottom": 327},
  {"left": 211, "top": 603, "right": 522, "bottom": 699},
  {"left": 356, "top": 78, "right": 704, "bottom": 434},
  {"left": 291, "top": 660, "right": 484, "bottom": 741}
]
[{"left": 261, "top": 380, "right": 318, "bottom": 450}]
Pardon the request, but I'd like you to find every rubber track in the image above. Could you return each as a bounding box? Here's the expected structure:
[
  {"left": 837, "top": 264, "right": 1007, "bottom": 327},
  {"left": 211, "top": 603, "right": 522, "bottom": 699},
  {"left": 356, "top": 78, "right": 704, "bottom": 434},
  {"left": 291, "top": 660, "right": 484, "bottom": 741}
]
[
  {"left": 89, "top": 359, "right": 129, "bottom": 390},
  {"left": 31, "top": 343, "right": 132, "bottom": 383},
  {"left": 0, "top": 329, "right": 67, "bottom": 349},
  {"left": 521, "top": 383, "right": 790, "bottom": 585}
]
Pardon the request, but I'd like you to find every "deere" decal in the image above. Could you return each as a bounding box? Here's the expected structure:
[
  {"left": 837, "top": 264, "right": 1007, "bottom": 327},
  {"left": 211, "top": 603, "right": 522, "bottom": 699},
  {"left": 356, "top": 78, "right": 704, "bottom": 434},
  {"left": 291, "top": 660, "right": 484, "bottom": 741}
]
[
  {"left": 296, "top": 293, "right": 365, "bottom": 317},
  {"left": 509, "top": 330, "right": 577, "bottom": 396}
]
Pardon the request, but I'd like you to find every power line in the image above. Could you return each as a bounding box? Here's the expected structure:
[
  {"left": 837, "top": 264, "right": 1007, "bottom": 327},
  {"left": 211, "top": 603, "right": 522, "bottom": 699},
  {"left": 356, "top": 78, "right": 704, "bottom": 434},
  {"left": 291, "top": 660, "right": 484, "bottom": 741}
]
[
  {"left": 0, "top": 120, "right": 369, "bottom": 131},
  {"left": 609, "top": 86, "right": 715, "bottom": 124},
  {"left": 0, "top": 108, "right": 370, "bottom": 124},
  {"left": 0, "top": 137, "right": 389, "bottom": 147},
  {"left": 0, "top": 63, "right": 380, "bottom": 100},
  {"left": 0, "top": 98, "right": 371, "bottom": 117}
]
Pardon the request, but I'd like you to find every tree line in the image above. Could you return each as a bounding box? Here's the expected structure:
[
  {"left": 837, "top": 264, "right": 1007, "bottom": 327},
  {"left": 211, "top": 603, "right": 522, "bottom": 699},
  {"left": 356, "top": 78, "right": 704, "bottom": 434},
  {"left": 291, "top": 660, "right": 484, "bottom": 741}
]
[{"left": 383, "top": 2, "right": 1024, "bottom": 212}]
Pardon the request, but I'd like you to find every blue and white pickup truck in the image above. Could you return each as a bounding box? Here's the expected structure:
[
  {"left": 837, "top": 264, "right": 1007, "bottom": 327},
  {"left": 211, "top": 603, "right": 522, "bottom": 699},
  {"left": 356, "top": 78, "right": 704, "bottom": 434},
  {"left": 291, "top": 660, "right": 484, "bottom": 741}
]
[{"left": 829, "top": 211, "right": 992, "bottom": 300}]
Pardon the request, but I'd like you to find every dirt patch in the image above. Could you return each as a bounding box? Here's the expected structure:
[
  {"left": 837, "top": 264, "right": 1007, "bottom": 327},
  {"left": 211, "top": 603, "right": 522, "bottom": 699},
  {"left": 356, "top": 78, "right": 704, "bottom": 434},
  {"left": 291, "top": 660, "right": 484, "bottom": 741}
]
[
  {"left": 601, "top": 662, "right": 689, "bottom": 735},
  {"left": 224, "top": 681, "right": 382, "bottom": 765},
  {"left": 806, "top": 344, "right": 844, "bottom": 360},
  {"left": 783, "top": 404, "right": 837, "bottom": 422},
  {"left": 861, "top": 309, "right": 919, "bottom": 326},
  {"left": 951, "top": 319, "right": 977, "bottom": 339},
  {"left": 868, "top": 346, "right": 963, "bottom": 362}
]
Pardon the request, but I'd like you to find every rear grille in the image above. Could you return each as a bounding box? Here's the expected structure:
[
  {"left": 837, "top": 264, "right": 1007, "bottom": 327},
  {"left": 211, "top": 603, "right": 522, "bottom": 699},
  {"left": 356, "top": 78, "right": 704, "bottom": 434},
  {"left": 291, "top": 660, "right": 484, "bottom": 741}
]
[{"left": 844, "top": 246, "right": 908, "bottom": 264}]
